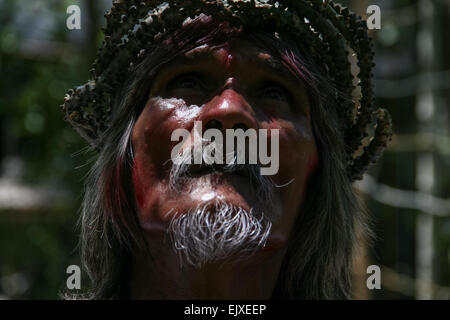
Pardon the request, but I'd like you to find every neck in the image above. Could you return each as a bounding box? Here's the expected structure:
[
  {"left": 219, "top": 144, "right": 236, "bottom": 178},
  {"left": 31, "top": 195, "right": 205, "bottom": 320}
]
[{"left": 129, "top": 240, "right": 286, "bottom": 299}]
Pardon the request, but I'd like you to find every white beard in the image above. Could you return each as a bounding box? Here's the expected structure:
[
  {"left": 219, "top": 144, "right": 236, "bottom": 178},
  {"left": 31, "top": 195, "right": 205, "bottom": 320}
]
[
  {"left": 167, "top": 139, "right": 277, "bottom": 268},
  {"left": 167, "top": 200, "right": 272, "bottom": 268}
]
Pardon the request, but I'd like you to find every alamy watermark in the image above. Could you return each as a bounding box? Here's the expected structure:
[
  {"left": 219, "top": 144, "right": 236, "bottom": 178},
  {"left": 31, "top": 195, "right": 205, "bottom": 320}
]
[
  {"left": 65, "top": 4, "right": 381, "bottom": 31},
  {"left": 66, "top": 265, "right": 81, "bottom": 290},
  {"left": 367, "top": 5, "right": 381, "bottom": 30},
  {"left": 66, "top": 5, "right": 81, "bottom": 30},
  {"left": 171, "top": 121, "right": 280, "bottom": 176},
  {"left": 366, "top": 265, "right": 381, "bottom": 290}
]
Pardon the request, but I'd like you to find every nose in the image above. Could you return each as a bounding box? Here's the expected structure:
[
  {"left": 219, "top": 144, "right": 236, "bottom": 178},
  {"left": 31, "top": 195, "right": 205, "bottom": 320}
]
[{"left": 200, "top": 87, "right": 258, "bottom": 133}]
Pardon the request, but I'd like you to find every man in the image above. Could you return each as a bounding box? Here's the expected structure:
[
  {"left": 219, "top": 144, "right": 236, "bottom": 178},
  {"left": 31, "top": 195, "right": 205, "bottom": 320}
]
[{"left": 63, "top": 0, "right": 392, "bottom": 299}]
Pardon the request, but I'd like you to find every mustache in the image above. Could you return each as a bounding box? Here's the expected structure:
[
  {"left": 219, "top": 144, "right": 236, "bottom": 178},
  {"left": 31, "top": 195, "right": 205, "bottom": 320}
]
[{"left": 169, "top": 139, "right": 275, "bottom": 211}]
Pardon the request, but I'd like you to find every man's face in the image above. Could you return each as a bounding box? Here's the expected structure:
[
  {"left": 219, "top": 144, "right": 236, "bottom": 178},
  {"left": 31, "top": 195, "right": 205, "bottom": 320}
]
[{"left": 131, "top": 38, "right": 318, "bottom": 253}]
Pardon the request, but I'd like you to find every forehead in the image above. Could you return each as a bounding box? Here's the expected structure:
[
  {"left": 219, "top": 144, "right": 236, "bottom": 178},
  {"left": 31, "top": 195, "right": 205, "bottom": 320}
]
[{"left": 161, "top": 38, "right": 302, "bottom": 85}]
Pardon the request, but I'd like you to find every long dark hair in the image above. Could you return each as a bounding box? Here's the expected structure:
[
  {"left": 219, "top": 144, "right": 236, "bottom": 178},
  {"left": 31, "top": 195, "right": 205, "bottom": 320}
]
[{"left": 68, "top": 15, "right": 370, "bottom": 299}]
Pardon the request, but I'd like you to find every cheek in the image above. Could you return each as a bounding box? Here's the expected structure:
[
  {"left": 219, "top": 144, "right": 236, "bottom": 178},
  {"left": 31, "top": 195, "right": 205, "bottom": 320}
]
[
  {"left": 131, "top": 152, "right": 162, "bottom": 211},
  {"left": 132, "top": 158, "right": 145, "bottom": 209},
  {"left": 306, "top": 149, "right": 319, "bottom": 178},
  {"left": 299, "top": 149, "right": 318, "bottom": 198},
  {"left": 274, "top": 118, "right": 319, "bottom": 198}
]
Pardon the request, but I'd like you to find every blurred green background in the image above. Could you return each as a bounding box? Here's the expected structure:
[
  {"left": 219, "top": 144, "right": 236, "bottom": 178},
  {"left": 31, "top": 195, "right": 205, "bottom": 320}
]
[{"left": 0, "top": 0, "right": 449, "bottom": 299}]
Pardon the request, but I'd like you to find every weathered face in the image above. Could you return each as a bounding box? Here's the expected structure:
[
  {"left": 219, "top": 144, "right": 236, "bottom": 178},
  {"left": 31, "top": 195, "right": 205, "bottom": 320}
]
[{"left": 131, "top": 38, "right": 319, "bottom": 252}]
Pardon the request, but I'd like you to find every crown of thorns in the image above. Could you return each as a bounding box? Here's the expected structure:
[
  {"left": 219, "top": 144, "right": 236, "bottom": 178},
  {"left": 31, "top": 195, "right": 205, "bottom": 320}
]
[{"left": 62, "top": 0, "right": 392, "bottom": 181}]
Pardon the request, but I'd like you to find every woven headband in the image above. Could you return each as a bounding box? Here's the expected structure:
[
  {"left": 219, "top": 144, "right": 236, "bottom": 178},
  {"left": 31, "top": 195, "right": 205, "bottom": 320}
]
[{"left": 62, "top": 0, "right": 392, "bottom": 181}]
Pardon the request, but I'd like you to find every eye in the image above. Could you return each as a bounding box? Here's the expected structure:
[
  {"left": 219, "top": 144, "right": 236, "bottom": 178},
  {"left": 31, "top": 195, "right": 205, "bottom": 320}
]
[
  {"left": 169, "top": 73, "right": 204, "bottom": 90},
  {"left": 258, "top": 82, "right": 291, "bottom": 102}
]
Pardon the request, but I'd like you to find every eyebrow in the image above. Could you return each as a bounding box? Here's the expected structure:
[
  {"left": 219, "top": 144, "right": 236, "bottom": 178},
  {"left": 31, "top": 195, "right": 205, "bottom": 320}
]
[{"left": 251, "top": 55, "right": 303, "bottom": 87}]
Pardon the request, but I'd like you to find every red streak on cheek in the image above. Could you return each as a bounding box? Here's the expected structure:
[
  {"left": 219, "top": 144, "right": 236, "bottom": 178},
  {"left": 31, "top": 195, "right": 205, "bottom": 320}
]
[
  {"left": 299, "top": 152, "right": 319, "bottom": 201},
  {"left": 132, "top": 158, "right": 145, "bottom": 209},
  {"left": 306, "top": 152, "right": 319, "bottom": 176}
]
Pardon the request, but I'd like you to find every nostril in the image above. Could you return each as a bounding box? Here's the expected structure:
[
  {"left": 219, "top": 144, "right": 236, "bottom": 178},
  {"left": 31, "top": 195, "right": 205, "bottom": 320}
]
[
  {"left": 205, "top": 119, "right": 222, "bottom": 131},
  {"left": 232, "top": 123, "right": 249, "bottom": 131}
]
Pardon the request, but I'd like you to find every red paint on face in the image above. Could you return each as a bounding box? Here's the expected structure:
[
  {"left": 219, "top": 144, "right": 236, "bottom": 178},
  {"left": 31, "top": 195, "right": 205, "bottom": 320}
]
[
  {"left": 132, "top": 158, "right": 145, "bottom": 209},
  {"left": 307, "top": 152, "right": 319, "bottom": 178},
  {"left": 218, "top": 43, "right": 231, "bottom": 63},
  {"left": 131, "top": 38, "right": 319, "bottom": 251}
]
